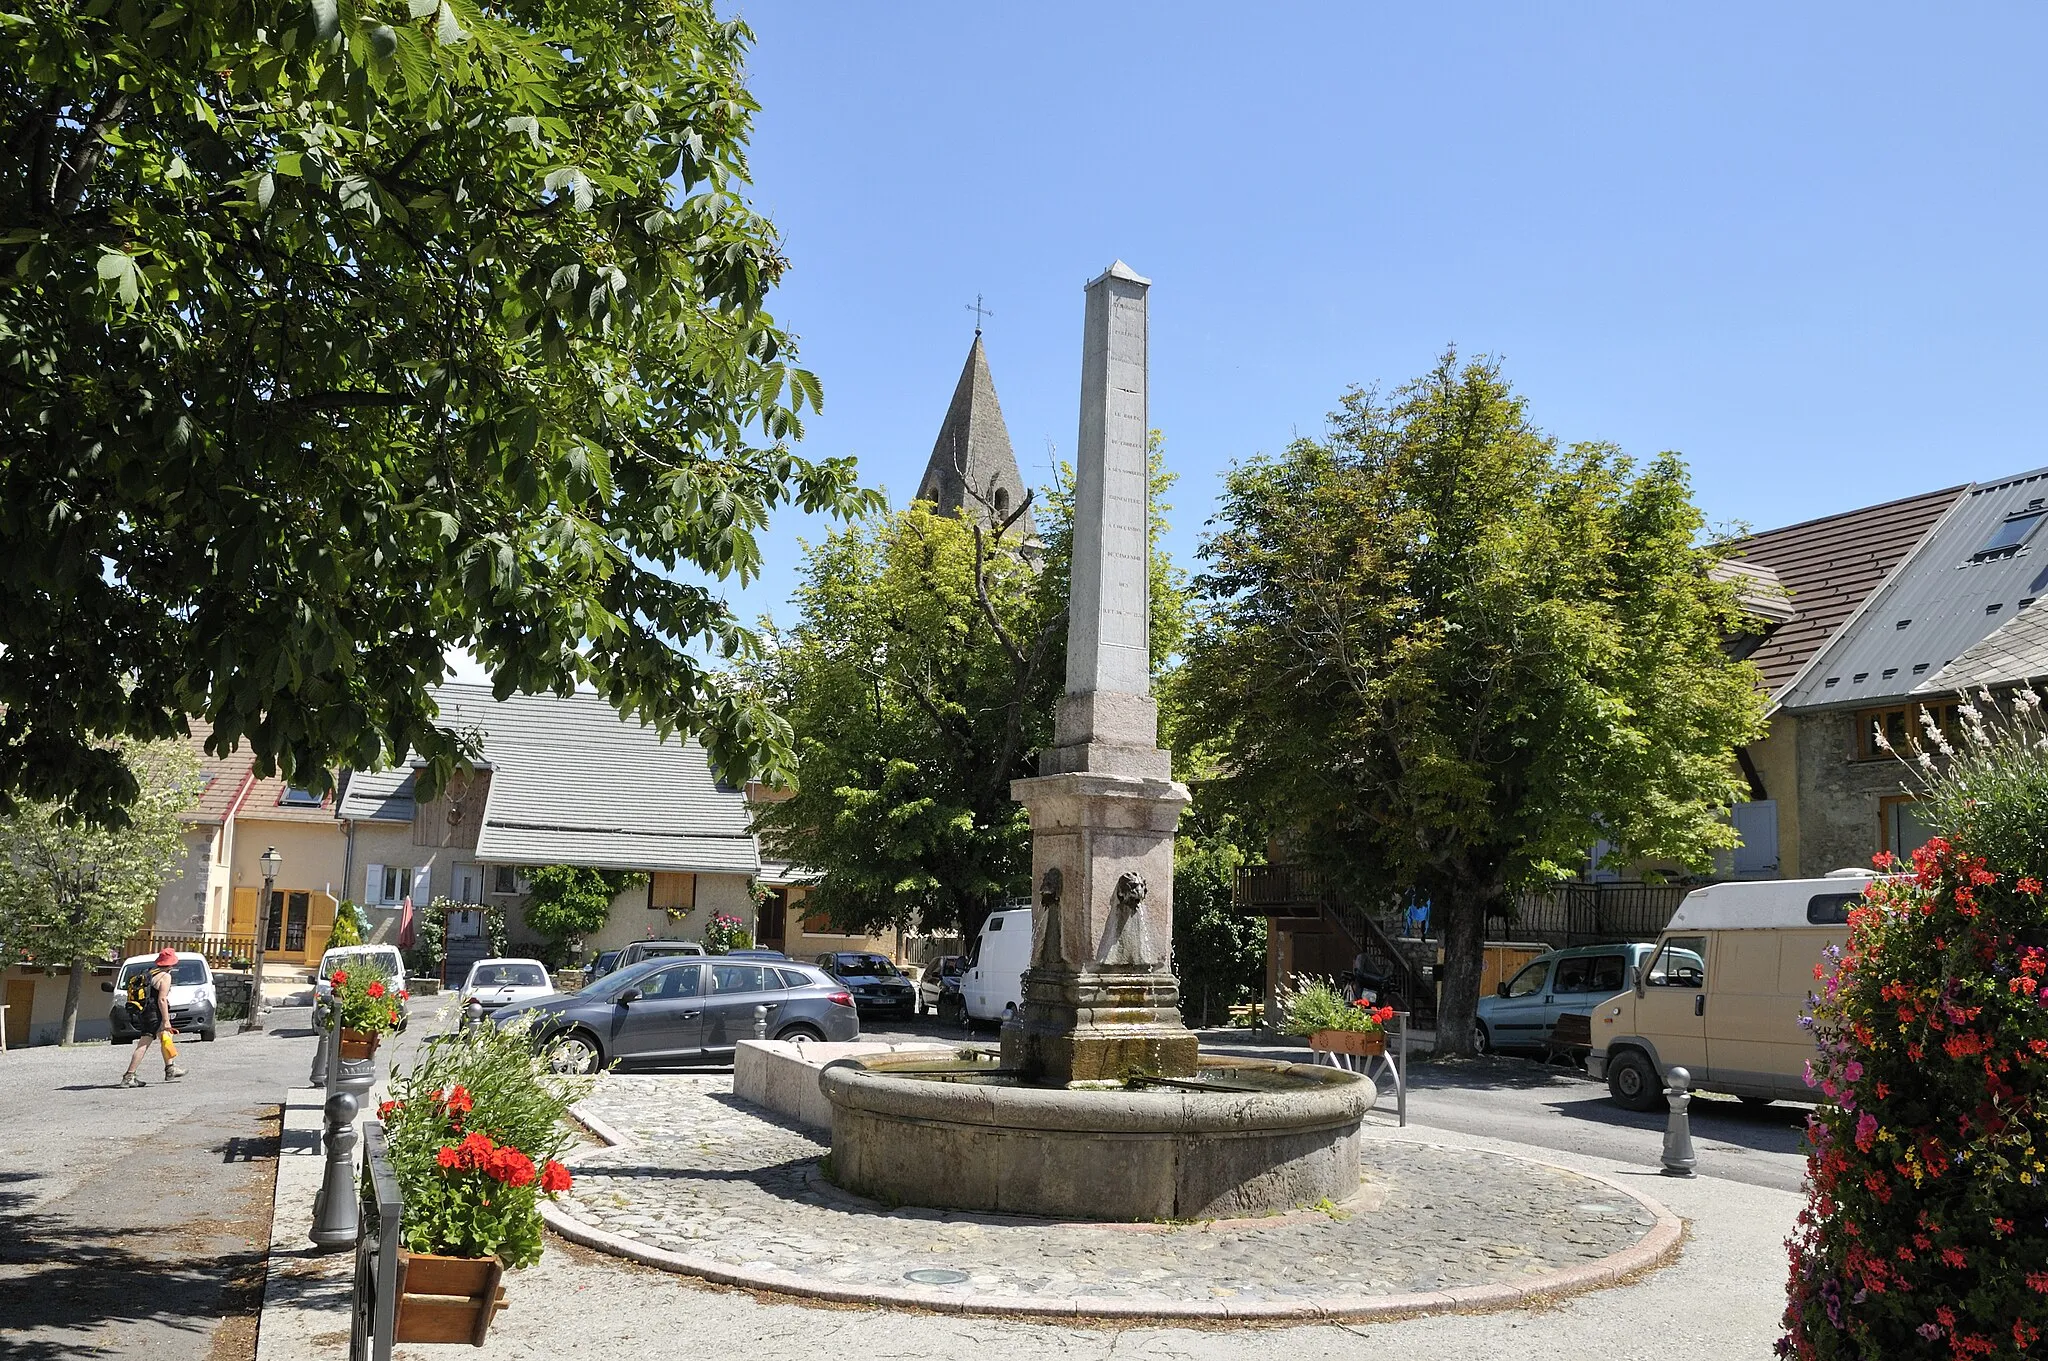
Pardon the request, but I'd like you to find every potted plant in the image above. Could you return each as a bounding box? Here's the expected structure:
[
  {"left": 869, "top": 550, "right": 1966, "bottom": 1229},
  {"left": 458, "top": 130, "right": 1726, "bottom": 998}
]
[
  {"left": 378, "top": 1018, "right": 591, "bottom": 1343},
  {"left": 328, "top": 963, "right": 407, "bottom": 1059},
  {"left": 1277, "top": 975, "right": 1396, "bottom": 1056}
]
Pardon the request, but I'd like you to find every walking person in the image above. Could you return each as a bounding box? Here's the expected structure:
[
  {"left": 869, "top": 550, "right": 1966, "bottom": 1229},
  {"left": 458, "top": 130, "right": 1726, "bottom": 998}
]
[{"left": 120, "top": 948, "right": 188, "bottom": 1088}]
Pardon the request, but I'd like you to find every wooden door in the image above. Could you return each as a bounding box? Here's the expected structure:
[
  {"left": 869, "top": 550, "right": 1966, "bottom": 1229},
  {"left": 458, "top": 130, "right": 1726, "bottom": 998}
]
[
  {"left": 4, "top": 979, "right": 32, "bottom": 1048},
  {"left": 229, "top": 887, "right": 259, "bottom": 941}
]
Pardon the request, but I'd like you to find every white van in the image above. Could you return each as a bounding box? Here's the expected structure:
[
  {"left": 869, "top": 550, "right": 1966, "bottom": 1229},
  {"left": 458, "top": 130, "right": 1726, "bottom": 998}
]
[
  {"left": 1587, "top": 872, "right": 1868, "bottom": 1109},
  {"left": 962, "top": 907, "right": 1032, "bottom": 1027}
]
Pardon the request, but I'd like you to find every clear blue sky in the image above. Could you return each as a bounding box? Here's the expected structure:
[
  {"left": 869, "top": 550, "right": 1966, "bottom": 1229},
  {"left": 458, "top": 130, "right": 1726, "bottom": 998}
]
[{"left": 715, "top": 3, "right": 2048, "bottom": 629}]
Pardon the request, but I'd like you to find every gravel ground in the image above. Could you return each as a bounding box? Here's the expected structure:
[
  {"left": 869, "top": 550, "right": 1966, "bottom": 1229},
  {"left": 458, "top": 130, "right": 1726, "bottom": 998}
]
[{"left": 553, "top": 1073, "right": 1664, "bottom": 1309}]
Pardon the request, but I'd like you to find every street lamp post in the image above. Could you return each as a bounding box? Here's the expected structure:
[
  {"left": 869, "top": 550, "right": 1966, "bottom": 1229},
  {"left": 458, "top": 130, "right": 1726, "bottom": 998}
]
[{"left": 243, "top": 846, "right": 282, "bottom": 1033}]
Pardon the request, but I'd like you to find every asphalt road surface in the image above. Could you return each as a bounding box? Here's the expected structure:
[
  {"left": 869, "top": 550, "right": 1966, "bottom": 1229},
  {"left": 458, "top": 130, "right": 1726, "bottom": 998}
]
[{"left": 0, "top": 1001, "right": 440, "bottom": 1361}]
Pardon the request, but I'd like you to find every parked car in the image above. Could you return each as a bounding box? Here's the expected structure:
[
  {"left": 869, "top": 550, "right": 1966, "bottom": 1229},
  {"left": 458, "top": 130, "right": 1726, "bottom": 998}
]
[
  {"left": 315, "top": 944, "right": 410, "bottom": 1031},
  {"left": 457, "top": 958, "right": 555, "bottom": 1015},
  {"left": 105, "top": 951, "right": 217, "bottom": 1042},
  {"left": 585, "top": 950, "right": 621, "bottom": 983},
  {"left": 612, "top": 939, "right": 707, "bottom": 972},
  {"left": 917, "top": 954, "right": 965, "bottom": 1019},
  {"left": 962, "top": 907, "right": 1032, "bottom": 1029},
  {"left": 496, "top": 956, "right": 860, "bottom": 1073},
  {"left": 1588, "top": 872, "right": 1866, "bottom": 1110},
  {"left": 1473, "top": 943, "right": 1659, "bottom": 1055},
  {"left": 814, "top": 951, "right": 917, "bottom": 1020}
]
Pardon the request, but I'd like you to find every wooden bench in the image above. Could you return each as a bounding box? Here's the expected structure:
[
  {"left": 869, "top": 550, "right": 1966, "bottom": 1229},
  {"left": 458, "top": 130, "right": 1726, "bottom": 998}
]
[{"left": 1547, "top": 1011, "right": 1593, "bottom": 1066}]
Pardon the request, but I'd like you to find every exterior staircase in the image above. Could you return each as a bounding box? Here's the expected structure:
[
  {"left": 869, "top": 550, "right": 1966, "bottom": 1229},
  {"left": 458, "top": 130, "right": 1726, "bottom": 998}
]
[{"left": 1233, "top": 866, "right": 1439, "bottom": 1028}]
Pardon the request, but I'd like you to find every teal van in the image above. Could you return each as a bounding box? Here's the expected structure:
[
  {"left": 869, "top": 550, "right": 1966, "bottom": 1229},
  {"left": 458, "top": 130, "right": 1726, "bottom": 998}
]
[{"left": 1473, "top": 942, "right": 1660, "bottom": 1054}]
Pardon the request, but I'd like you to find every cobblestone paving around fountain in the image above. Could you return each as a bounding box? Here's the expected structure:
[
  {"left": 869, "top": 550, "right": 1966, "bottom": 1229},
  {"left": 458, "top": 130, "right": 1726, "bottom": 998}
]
[{"left": 544, "top": 1074, "right": 1683, "bottom": 1320}]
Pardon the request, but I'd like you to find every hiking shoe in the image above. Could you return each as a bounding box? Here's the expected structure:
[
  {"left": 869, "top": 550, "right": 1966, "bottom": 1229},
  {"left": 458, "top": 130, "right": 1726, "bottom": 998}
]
[
  {"left": 119, "top": 1073, "right": 147, "bottom": 1088},
  {"left": 163, "top": 1064, "right": 187, "bottom": 1081}
]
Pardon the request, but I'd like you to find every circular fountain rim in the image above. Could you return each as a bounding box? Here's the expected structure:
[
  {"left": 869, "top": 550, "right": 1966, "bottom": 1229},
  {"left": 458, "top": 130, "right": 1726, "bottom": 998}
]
[{"left": 820, "top": 1053, "right": 1372, "bottom": 1136}]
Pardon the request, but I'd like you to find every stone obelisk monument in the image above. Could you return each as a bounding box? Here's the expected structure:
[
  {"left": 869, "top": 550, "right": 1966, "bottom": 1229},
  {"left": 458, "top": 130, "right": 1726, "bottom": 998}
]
[{"left": 1003, "top": 262, "right": 1198, "bottom": 1085}]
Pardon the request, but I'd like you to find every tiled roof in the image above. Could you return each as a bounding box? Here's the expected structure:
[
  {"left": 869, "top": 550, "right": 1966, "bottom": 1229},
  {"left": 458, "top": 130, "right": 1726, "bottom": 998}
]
[
  {"left": 1918, "top": 596, "right": 2048, "bottom": 693},
  {"left": 182, "top": 722, "right": 257, "bottom": 825},
  {"left": 236, "top": 775, "right": 341, "bottom": 824},
  {"left": 1782, "top": 467, "right": 2048, "bottom": 710},
  {"left": 428, "top": 685, "right": 759, "bottom": 877},
  {"left": 1731, "top": 484, "right": 1965, "bottom": 699},
  {"left": 337, "top": 768, "right": 417, "bottom": 823}
]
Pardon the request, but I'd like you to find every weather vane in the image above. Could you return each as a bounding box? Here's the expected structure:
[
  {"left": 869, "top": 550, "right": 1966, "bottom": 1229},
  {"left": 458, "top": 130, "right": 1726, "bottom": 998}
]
[{"left": 966, "top": 294, "right": 993, "bottom": 335}]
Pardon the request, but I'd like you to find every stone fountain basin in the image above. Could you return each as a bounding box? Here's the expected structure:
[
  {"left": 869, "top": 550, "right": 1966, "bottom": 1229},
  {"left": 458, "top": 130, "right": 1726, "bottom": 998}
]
[{"left": 819, "top": 1054, "right": 1375, "bottom": 1222}]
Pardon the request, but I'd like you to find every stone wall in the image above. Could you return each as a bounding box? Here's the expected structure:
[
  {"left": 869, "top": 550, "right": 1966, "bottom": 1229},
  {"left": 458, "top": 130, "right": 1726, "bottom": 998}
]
[{"left": 1795, "top": 708, "right": 1914, "bottom": 875}]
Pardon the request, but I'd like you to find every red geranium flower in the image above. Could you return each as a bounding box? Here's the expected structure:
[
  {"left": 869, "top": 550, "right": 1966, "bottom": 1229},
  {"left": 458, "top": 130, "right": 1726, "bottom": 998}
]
[
  {"left": 540, "top": 1160, "right": 572, "bottom": 1194},
  {"left": 366, "top": 981, "right": 385, "bottom": 999},
  {"left": 330, "top": 969, "right": 347, "bottom": 986},
  {"left": 377, "top": 1099, "right": 400, "bottom": 1119},
  {"left": 443, "top": 1085, "right": 475, "bottom": 1116},
  {"left": 436, "top": 1145, "right": 460, "bottom": 1170}
]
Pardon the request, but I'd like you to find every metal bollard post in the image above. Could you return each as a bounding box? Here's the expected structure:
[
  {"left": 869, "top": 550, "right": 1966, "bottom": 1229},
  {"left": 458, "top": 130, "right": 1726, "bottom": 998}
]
[
  {"left": 309, "top": 1002, "right": 331, "bottom": 1087},
  {"left": 310, "top": 1089, "right": 362, "bottom": 1249},
  {"left": 1661, "top": 1064, "right": 1698, "bottom": 1177},
  {"left": 753, "top": 1004, "right": 768, "bottom": 1041},
  {"left": 462, "top": 998, "right": 484, "bottom": 1032}
]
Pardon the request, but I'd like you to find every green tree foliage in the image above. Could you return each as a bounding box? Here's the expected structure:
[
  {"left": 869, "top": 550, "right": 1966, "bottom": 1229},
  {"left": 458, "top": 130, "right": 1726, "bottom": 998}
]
[
  {"left": 0, "top": 738, "right": 200, "bottom": 1042},
  {"left": 0, "top": 1, "right": 875, "bottom": 823},
  {"left": 1170, "top": 802, "right": 1267, "bottom": 1027},
  {"left": 746, "top": 450, "right": 1186, "bottom": 940},
  {"left": 1179, "top": 352, "right": 1768, "bottom": 1056},
  {"left": 520, "top": 865, "right": 639, "bottom": 952},
  {"left": 326, "top": 899, "right": 366, "bottom": 949}
]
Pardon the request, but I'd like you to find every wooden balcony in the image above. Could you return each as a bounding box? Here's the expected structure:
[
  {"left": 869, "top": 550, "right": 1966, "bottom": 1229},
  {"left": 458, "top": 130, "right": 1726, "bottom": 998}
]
[{"left": 1232, "top": 866, "right": 1333, "bottom": 920}]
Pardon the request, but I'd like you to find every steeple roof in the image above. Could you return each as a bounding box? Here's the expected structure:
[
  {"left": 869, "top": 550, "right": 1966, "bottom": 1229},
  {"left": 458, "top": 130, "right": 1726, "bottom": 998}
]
[{"left": 916, "top": 334, "right": 1033, "bottom": 534}]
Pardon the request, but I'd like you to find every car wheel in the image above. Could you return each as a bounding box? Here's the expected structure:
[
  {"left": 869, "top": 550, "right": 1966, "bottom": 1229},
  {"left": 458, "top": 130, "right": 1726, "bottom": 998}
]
[
  {"left": 543, "top": 1031, "right": 603, "bottom": 1076},
  {"left": 777, "top": 1023, "right": 825, "bottom": 1043},
  {"left": 1606, "top": 1049, "right": 1662, "bottom": 1112},
  {"left": 200, "top": 1028, "right": 216, "bottom": 1042}
]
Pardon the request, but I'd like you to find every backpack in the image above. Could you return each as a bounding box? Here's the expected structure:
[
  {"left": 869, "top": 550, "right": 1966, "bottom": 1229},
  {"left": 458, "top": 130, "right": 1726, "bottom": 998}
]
[{"left": 124, "top": 967, "right": 165, "bottom": 1027}]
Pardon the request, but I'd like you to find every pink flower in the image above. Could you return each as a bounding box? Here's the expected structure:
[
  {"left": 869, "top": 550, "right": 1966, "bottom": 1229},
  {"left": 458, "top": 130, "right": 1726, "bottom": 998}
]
[
  {"left": 1855, "top": 1112, "right": 1879, "bottom": 1151},
  {"left": 1842, "top": 1060, "right": 1864, "bottom": 1083}
]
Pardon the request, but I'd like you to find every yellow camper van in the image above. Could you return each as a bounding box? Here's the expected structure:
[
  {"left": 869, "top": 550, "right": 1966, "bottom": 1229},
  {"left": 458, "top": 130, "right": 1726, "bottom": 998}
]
[{"left": 1586, "top": 871, "right": 1876, "bottom": 1110}]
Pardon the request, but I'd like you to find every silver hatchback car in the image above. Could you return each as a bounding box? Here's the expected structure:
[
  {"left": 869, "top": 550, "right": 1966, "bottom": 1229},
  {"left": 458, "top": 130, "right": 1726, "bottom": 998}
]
[{"left": 495, "top": 956, "right": 860, "bottom": 1072}]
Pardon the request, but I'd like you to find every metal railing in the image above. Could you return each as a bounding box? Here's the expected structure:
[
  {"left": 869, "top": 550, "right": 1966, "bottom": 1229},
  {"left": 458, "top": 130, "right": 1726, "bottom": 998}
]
[
  {"left": 352, "top": 1120, "right": 401, "bottom": 1361},
  {"left": 122, "top": 931, "right": 259, "bottom": 967},
  {"left": 1495, "top": 882, "right": 1687, "bottom": 947}
]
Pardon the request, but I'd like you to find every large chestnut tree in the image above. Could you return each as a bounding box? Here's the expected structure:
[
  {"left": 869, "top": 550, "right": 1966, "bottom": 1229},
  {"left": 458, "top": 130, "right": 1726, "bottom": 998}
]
[{"left": 1, "top": 0, "right": 872, "bottom": 821}]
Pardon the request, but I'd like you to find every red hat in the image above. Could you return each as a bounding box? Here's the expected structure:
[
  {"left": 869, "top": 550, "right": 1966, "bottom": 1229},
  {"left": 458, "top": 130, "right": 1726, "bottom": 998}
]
[{"left": 154, "top": 948, "right": 179, "bottom": 967}]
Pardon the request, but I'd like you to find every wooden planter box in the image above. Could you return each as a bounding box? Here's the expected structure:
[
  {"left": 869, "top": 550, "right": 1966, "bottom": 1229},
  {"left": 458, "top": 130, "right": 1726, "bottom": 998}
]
[
  {"left": 395, "top": 1251, "right": 508, "bottom": 1345},
  {"left": 1309, "top": 1028, "right": 1386, "bottom": 1058},
  {"left": 339, "top": 1028, "right": 382, "bottom": 1061}
]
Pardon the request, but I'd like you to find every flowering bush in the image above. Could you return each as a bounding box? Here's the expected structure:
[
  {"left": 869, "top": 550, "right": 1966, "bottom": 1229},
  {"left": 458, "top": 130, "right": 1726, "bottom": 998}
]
[
  {"left": 329, "top": 964, "right": 408, "bottom": 1036},
  {"left": 379, "top": 1017, "right": 591, "bottom": 1269},
  {"left": 1781, "top": 692, "right": 2048, "bottom": 1359},
  {"left": 1276, "top": 976, "right": 1396, "bottom": 1036},
  {"left": 702, "top": 911, "right": 752, "bottom": 955}
]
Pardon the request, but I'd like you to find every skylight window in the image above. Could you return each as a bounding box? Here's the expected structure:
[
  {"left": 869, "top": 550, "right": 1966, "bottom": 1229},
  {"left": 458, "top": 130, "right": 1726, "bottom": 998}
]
[
  {"left": 280, "top": 787, "right": 324, "bottom": 807},
  {"left": 1974, "top": 510, "right": 2045, "bottom": 560}
]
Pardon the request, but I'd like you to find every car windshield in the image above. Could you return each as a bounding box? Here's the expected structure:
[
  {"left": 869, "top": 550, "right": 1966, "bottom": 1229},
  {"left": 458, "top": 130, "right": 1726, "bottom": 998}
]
[
  {"left": 322, "top": 951, "right": 399, "bottom": 980},
  {"left": 835, "top": 955, "right": 897, "bottom": 977},
  {"left": 120, "top": 959, "right": 207, "bottom": 986},
  {"left": 580, "top": 960, "right": 664, "bottom": 999},
  {"left": 470, "top": 964, "right": 547, "bottom": 989}
]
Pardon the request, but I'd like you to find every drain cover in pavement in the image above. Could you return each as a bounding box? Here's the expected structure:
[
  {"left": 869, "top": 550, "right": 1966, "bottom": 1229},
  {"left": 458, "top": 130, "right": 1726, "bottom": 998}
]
[{"left": 904, "top": 1269, "right": 970, "bottom": 1285}]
